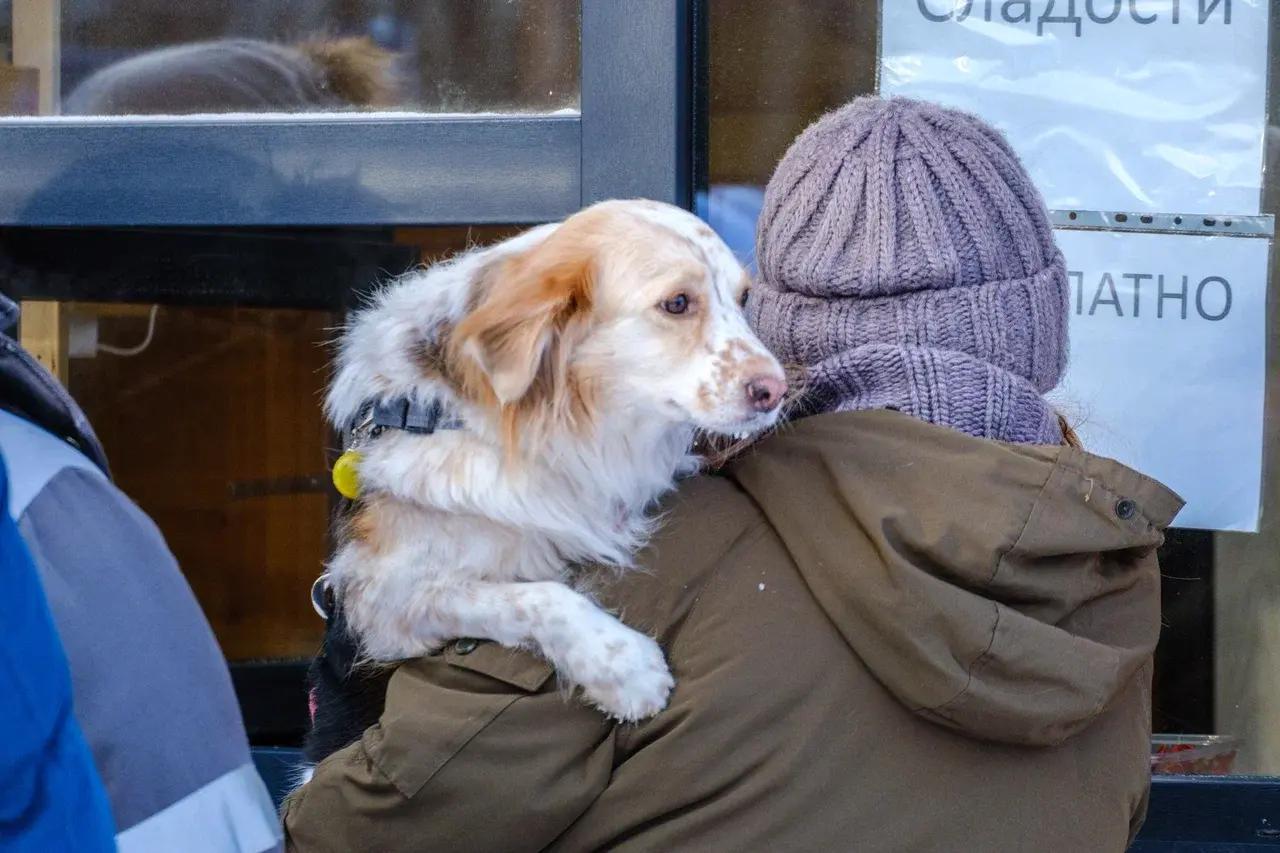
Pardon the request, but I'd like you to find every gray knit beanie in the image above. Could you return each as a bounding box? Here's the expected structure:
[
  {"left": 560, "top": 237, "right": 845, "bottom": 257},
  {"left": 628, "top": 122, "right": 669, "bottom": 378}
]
[{"left": 749, "top": 96, "right": 1069, "bottom": 444}]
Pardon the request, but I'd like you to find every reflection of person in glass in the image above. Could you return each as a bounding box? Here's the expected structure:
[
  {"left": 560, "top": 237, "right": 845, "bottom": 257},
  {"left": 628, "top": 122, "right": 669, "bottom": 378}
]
[
  {"left": 285, "top": 98, "right": 1182, "bottom": 852},
  {"left": 64, "top": 37, "right": 397, "bottom": 116}
]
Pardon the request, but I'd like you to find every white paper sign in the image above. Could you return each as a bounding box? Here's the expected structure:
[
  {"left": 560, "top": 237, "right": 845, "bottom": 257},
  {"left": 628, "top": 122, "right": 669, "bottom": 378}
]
[
  {"left": 1051, "top": 229, "right": 1267, "bottom": 531},
  {"left": 880, "top": 0, "right": 1270, "bottom": 215}
]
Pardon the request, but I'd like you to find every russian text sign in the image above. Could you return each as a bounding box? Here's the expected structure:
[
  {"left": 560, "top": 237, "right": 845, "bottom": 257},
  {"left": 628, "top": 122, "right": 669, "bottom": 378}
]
[
  {"left": 1051, "top": 229, "right": 1267, "bottom": 531},
  {"left": 881, "top": 0, "right": 1269, "bottom": 215}
]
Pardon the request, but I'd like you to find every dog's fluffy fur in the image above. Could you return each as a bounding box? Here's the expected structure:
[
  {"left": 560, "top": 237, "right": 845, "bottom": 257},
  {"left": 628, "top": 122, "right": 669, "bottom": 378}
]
[{"left": 324, "top": 200, "right": 784, "bottom": 720}]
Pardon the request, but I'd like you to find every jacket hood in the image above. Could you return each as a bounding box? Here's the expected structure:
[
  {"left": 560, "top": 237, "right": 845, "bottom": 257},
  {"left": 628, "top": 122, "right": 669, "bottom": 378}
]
[{"left": 727, "top": 410, "right": 1183, "bottom": 746}]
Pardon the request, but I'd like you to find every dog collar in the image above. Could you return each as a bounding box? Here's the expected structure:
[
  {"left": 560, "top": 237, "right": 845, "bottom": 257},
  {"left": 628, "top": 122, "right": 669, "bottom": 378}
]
[
  {"left": 331, "top": 396, "right": 464, "bottom": 499},
  {"left": 367, "top": 396, "right": 465, "bottom": 436}
]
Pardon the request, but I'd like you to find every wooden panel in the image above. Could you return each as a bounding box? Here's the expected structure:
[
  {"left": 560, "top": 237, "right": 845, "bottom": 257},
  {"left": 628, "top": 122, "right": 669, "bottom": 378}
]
[
  {"left": 69, "top": 306, "right": 335, "bottom": 661},
  {"left": 74, "top": 302, "right": 156, "bottom": 319},
  {"left": 19, "top": 299, "right": 68, "bottom": 384}
]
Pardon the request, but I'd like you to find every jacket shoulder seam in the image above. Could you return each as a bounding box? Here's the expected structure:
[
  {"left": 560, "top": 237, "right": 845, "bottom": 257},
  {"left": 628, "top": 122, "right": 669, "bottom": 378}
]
[
  {"left": 929, "top": 451, "right": 1060, "bottom": 714},
  {"left": 985, "top": 450, "right": 1063, "bottom": 587},
  {"left": 927, "top": 602, "right": 1002, "bottom": 715}
]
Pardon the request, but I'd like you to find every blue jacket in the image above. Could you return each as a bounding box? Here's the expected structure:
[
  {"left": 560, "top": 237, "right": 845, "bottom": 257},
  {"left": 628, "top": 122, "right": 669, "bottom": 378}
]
[
  {"left": 0, "top": 452, "right": 116, "bottom": 853},
  {"left": 0, "top": 294, "right": 281, "bottom": 853}
]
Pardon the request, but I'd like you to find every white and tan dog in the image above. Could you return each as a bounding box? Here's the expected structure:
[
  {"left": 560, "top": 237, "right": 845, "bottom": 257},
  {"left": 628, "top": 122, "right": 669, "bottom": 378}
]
[{"left": 324, "top": 199, "right": 785, "bottom": 720}]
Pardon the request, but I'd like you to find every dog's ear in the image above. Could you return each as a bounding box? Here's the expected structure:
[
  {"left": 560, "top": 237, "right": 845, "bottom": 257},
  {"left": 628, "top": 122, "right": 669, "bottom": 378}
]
[{"left": 452, "top": 235, "right": 595, "bottom": 406}]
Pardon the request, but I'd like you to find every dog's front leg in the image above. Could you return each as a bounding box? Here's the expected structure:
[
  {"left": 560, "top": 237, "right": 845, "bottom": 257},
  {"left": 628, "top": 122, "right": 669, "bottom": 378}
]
[{"left": 405, "top": 581, "right": 674, "bottom": 722}]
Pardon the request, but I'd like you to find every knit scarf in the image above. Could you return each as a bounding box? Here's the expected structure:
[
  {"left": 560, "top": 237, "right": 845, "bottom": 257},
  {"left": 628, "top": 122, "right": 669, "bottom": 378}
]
[{"left": 796, "top": 342, "right": 1064, "bottom": 445}]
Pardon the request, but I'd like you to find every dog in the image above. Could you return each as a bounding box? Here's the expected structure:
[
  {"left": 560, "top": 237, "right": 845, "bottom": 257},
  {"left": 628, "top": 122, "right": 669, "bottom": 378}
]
[{"left": 321, "top": 199, "right": 786, "bottom": 723}]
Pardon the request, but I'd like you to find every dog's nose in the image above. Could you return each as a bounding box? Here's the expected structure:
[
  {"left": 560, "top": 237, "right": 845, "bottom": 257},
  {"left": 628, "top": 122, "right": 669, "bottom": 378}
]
[{"left": 745, "top": 375, "right": 786, "bottom": 413}]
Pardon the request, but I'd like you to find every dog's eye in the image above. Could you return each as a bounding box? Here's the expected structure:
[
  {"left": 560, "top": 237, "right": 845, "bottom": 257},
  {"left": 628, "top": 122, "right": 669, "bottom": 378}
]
[
  {"left": 738, "top": 288, "right": 750, "bottom": 308},
  {"left": 661, "top": 293, "right": 690, "bottom": 315}
]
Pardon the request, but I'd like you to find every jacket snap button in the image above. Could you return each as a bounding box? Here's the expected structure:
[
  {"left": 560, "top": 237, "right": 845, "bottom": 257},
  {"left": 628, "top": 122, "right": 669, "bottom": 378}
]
[
  {"left": 1115, "top": 498, "right": 1137, "bottom": 520},
  {"left": 454, "top": 638, "right": 479, "bottom": 655}
]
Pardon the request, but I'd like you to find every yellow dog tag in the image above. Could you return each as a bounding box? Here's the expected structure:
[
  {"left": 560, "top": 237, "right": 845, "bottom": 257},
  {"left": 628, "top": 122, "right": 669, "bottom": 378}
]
[{"left": 332, "top": 450, "right": 363, "bottom": 499}]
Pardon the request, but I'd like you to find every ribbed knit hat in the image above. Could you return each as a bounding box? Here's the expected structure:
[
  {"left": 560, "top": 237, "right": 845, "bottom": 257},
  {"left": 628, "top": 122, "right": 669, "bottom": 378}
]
[{"left": 749, "top": 96, "right": 1069, "bottom": 444}]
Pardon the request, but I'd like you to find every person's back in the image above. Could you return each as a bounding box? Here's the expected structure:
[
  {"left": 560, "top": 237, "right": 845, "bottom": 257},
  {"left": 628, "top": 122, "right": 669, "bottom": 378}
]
[
  {"left": 571, "top": 411, "right": 1178, "bottom": 849},
  {"left": 0, "top": 295, "right": 281, "bottom": 853},
  {"left": 285, "top": 411, "right": 1178, "bottom": 851}
]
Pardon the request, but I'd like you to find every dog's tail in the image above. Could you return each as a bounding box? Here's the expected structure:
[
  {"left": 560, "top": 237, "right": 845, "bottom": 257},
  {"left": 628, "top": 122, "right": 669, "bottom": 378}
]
[{"left": 297, "top": 37, "right": 400, "bottom": 108}]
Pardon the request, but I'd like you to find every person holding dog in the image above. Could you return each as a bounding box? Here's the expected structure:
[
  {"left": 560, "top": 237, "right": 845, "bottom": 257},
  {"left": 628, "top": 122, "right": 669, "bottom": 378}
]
[{"left": 285, "top": 97, "right": 1178, "bottom": 852}]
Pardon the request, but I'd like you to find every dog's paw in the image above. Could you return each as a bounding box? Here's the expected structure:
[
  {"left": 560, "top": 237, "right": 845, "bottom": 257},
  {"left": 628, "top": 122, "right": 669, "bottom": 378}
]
[{"left": 568, "top": 627, "right": 674, "bottom": 722}]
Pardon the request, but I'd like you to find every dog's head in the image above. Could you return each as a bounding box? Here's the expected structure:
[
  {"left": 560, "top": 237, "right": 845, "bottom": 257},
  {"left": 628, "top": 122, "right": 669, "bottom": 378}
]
[{"left": 448, "top": 200, "right": 786, "bottom": 450}]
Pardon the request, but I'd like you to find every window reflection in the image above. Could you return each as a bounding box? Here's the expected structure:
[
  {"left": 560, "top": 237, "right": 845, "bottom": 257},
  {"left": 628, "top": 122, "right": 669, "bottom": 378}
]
[{"left": 0, "top": 0, "right": 580, "bottom": 117}]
